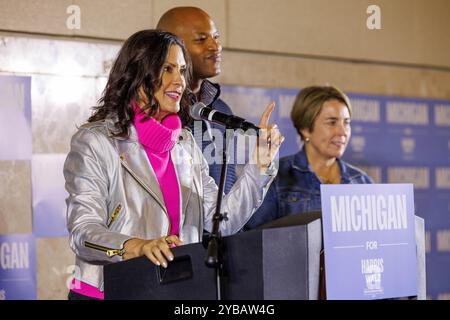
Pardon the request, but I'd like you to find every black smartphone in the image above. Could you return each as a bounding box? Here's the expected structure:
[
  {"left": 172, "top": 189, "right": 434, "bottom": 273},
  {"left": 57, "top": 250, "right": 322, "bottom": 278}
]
[{"left": 156, "top": 255, "right": 193, "bottom": 285}]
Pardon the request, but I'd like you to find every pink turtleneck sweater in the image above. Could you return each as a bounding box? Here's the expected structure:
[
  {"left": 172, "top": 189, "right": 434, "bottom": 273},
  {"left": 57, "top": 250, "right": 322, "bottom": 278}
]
[
  {"left": 132, "top": 102, "right": 182, "bottom": 236},
  {"left": 71, "top": 104, "right": 182, "bottom": 300}
]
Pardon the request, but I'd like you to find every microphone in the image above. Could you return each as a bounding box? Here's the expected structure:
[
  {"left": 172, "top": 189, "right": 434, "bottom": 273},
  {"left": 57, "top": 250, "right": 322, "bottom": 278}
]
[{"left": 189, "top": 102, "right": 260, "bottom": 132}]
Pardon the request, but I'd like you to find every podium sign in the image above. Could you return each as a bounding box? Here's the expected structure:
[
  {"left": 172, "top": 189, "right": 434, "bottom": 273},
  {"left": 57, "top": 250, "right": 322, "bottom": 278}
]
[{"left": 320, "top": 184, "right": 417, "bottom": 300}]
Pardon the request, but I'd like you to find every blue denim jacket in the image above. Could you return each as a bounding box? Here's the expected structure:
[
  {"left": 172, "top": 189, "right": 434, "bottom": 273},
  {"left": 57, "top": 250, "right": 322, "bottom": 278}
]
[{"left": 244, "top": 147, "right": 374, "bottom": 230}]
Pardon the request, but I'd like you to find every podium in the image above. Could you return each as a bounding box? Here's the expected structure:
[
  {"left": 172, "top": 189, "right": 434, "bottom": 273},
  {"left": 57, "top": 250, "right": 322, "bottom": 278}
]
[
  {"left": 104, "top": 212, "right": 322, "bottom": 300},
  {"left": 103, "top": 213, "right": 426, "bottom": 300}
]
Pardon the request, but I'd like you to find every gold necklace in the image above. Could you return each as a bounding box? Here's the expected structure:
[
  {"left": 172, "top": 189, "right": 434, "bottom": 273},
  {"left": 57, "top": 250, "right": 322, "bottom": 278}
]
[
  {"left": 317, "top": 175, "right": 336, "bottom": 184},
  {"left": 317, "top": 166, "right": 340, "bottom": 184}
]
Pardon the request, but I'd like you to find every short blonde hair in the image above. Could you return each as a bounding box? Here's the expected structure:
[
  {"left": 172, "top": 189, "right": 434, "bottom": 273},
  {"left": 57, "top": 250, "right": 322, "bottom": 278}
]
[{"left": 290, "top": 85, "right": 352, "bottom": 140}]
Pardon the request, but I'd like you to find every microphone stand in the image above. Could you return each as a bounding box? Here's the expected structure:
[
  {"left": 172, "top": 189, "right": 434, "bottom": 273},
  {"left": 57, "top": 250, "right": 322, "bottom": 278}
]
[{"left": 204, "top": 128, "right": 234, "bottom": 301}]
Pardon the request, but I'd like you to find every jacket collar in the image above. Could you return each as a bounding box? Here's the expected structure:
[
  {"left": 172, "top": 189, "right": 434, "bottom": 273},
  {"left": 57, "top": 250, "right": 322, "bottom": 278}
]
[
  {"left": 189, "top": 79, "right": 221, "bottom": 106},
  {"left": 116, "top": 124, "right": 165, "bottom": 211},
  {"left": 292, "top": 146, "right": 352, "bottom": 183},
  {"left": 105, "top": 116, "right": 131, "bottom": 140},
  {"left": 114, "top": 124, "right": 192, "bottom": 217}
]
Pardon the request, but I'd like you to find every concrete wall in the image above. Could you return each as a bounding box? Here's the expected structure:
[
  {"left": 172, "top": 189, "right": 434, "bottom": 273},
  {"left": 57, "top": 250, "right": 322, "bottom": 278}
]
[
  {"left": 0, "top": 0, "right": 449, "bottom": 299},
  {"left": 1, "top": 0, "right": 450, "bottom": 98},
  {"left": 1, "top": 0, "right": 450, "bottom": 67}
]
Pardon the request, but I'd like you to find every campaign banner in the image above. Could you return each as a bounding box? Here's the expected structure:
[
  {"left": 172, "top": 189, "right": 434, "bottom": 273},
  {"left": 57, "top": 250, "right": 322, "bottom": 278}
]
[
  {"left": 0, "top": 75, "right": 32, "bottom": 160},
  {"left": 32, "top": 154, "right": 69, "bottom": 237},
  {"left": 321, "top": 184, "right": 417, "bottom": 300},
  {"left": 0, "top": 234, "right": 36, "bottom": 300}
]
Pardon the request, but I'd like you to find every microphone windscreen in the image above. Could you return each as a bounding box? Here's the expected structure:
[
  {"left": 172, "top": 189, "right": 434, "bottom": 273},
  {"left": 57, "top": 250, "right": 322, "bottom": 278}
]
[{"left": 189, "top": 102, "right": 207, "bottom": 120}]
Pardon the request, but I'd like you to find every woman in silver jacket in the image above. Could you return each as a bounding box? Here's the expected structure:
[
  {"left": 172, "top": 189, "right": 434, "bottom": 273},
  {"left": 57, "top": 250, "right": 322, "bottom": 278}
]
[{"left": 64, "top": 30, "right": 283, "bottom": 299}]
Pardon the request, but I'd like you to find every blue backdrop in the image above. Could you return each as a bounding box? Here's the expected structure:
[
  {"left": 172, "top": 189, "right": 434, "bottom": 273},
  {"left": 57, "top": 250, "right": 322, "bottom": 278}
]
[{"left": 1, "top": 74, "right": 449, "bottom": 299}]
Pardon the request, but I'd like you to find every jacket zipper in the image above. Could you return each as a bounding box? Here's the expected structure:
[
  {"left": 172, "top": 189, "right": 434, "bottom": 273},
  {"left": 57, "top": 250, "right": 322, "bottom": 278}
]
[
  {"left": 107, "top": 203, "right": 122, "bottom": 228},
  {"left": 84, "top": 241, "right": 125, "bottom": 258}
]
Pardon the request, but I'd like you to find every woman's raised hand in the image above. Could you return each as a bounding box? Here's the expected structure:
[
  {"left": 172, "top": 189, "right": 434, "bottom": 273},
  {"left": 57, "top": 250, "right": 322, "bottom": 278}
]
[{"left": 253, "top": 101, "right": 284, "bottom": 171}]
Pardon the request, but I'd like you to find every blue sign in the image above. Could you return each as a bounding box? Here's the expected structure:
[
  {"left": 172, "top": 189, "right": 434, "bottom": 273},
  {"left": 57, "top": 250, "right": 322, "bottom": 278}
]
[
  {"left": 0, "top": 234, "right": 36, "bottom": 300},
  {"left": 0, "top": 75, "right": 32, "bottom": 160},
  {"left": 32, "top": 154, "right": 69, "bottom": 237},
  {"left": 321, "top": 184, "right": 417, "bottom": 300}
]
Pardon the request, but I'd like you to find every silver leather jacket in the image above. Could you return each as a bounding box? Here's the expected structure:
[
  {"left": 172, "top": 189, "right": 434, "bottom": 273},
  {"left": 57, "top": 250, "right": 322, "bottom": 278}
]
[{"left": 64, "top": 118, "right": 277, "bottom": 291}]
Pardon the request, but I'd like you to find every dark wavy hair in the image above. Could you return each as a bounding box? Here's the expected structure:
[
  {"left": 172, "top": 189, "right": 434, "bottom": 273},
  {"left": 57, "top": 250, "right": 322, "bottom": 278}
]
[{"left": 88, "top": 29, "right": 192, "bottom": 137}]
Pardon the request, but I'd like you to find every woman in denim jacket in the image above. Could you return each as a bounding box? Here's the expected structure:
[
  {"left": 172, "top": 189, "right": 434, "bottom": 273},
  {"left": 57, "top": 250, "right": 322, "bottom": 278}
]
[{"left": 244, "top": 85, "right": 373, "bottom": 230}]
